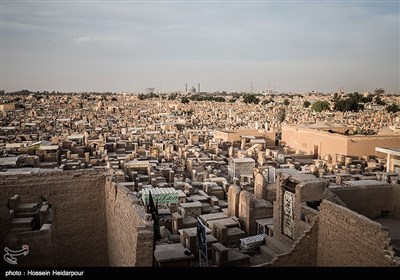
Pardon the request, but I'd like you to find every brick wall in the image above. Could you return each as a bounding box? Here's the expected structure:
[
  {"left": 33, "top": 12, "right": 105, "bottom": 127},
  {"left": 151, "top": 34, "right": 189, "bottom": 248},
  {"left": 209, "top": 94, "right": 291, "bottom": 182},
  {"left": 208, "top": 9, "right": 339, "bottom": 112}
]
[
  {"left": 317, "top": 200, "right": 399, "bottom": 267},
  {"left": 105, "top": 180, "right": 153, "bottom": 266},
  {"left": 254, "top": 217, "right": 319, "bottom": 267},
  {"left": 392, "top": 185, "right": 400, "bottom": 219},
  {"left": 0, "top": 170, "right": 108, "bottom": 266},
  {"left": 256, "top": 198, "right": 399, "bottom": 267},
  {"left": 4, "top": 228, "right": 55, "bottom": 267},
  {"left": 271, "top": 217, "right": 319, "bottom": 267},
  {"left": 331, "top": 185, "right": 392, "bottom": 219}
]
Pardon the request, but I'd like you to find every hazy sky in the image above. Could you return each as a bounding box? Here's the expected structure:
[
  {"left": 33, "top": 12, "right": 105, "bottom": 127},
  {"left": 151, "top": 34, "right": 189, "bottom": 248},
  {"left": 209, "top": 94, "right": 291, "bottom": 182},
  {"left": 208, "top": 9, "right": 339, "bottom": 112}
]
[{"left": 1, "top": 0, "right": 399, "bottom": 93}]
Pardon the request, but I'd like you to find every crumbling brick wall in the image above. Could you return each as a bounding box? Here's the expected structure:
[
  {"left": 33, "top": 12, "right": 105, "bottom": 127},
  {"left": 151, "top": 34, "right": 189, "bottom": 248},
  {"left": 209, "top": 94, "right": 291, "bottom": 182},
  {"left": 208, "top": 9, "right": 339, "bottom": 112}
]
[
  {"left": 274, "top": 216, "right": 319, "bottom": 266},
  {"left": 317, "top": 200, "right": 399, "bottom": 267},
  {"left": 105, "top": 179, "right": 153, "bottom": 266},
  {"left": 0, "top": 170, "right": 108, "bottom": 266},
  {"left": 255, "top": 217, "right": 319, "bottom": 267},
  {"left": 256, "top": 199, "right": 400, "bottom": 267}
]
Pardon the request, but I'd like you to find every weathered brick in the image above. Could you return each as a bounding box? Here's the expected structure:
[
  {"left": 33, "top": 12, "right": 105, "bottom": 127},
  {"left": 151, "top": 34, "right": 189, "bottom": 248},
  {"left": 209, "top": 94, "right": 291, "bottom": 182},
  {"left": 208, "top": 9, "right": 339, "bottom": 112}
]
[
  {"left": 317, "top": 200, "right": 399, "bottom": 267},
  {"left": 0, "top": 170, "right": 154, "bottom": 267}
]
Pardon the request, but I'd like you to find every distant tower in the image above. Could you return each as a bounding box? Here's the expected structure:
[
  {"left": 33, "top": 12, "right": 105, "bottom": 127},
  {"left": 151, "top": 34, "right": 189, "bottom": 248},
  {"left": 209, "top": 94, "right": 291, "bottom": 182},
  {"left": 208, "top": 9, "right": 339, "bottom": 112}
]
[
  {"left": 250, "top": 82, "right": 254, "bottom": 93},
  {"left": 198, "top": 83, "right": 200, "bottom": 93},
  {"left": 185, "top": 83, "right": 188, "bottom": 92}
]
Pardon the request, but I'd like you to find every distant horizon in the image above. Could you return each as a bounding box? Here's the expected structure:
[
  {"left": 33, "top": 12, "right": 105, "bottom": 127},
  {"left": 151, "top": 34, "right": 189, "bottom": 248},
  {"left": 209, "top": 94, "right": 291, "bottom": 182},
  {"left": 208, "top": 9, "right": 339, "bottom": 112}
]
[
  {"left": 1, "top": 88, "right": 398, "bottom": 95},
  {"left": 1, "top": 1, "right": 399, "bottom": 93}
]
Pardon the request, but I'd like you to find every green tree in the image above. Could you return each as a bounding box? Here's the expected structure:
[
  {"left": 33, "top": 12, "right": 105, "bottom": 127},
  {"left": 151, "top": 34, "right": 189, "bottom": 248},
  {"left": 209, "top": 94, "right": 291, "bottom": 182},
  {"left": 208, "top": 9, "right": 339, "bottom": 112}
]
[
  {"left": 334, "top": 93, "right": 364, "bottom": 112},
  {"left": 213, "top": 96, "right": 225, "bottom": 102},
  {"left": 311, "top": 101, "right": 330, "bottom": 112},
  {"left": 303, "top": 100, "right": 311, "bottom": 108},
  {"left": 181, "top": 97, "right": 190, "bottom": 104},
  {"left": 375, "top": 96, "right": 386, "bottom": 106},
  {"left": 361, "top": 94, "right": 373, "bottom": 103},
  {"left": 18, "top": 90, "right": 31, "bottom": 95},
  {"left": 243, "top": 94, "right": 260, "bottom": 104},
  {"left": 283, "top": 99, "right": 290, "bottom": 106},
  {"left": 168, "top": 93, "right": 177, "bottom": 100},
  {"left": 387, "top": 104, "right": 400, "bottom": 113},
  {"left": 189, "top": 94, "right": 200, "bottom": 101},
  {"left": 262, "top": 98, "right": 274, "bottom": 105},
  {"left": 335, "top": 98, "right": 364, "bottom": 112}
]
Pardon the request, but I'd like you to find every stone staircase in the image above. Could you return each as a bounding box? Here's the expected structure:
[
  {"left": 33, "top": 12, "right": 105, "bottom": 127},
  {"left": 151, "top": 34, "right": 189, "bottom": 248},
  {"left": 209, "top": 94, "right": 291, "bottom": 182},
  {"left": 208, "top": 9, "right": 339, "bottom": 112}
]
[
  {"left": 8, "top": 195, "right": 43, "bottom": 233},
  {"left": 259, "top": 236, "right": 290, "bottom": 262},
  {"left": 10, "top": 217, "right": 35, "bottom": 233},
  {"left": 14, "top": 203, "right": 39, "bottom": 218}
]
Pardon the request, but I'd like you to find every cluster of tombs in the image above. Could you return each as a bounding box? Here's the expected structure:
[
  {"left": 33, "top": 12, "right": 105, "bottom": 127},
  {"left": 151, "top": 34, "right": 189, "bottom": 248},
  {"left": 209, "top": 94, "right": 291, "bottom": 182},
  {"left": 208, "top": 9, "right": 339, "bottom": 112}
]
[
  {"left": 121, "top": 159, "right": 400, "bottom": 267},
  {"left": 1, "top": 93, "right": 400, "bottom": 266},
  {"left": 2, "top": 125, "right": 400, "bottom": 266},
  {"left": 0, "top": 92, "right": 399, "bottom": 175}
]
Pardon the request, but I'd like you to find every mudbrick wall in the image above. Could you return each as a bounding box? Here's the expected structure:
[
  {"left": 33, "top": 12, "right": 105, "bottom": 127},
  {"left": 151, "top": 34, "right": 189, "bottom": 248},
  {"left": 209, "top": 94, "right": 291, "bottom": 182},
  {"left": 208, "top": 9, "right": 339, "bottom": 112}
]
[
  {"left": 257, "top": 199, "right": 400, "bottom": 267},
  {"left": 105, "top": 179, "right": 153, "bottom": 267},
  {"left": 263, "top": 217, "right": 319, "bottom": 267},
  {"left": 0, "top": 170, "right": 109, "bottom": 266},
  {"left": 317, "top": 200, "right": 399, "bottom": 267},
  {"left": 0, "top": 170, "right": 154, "bottom": 267},
  {"left": 254, "top": 216, "right": 318, "bottom": 267}
]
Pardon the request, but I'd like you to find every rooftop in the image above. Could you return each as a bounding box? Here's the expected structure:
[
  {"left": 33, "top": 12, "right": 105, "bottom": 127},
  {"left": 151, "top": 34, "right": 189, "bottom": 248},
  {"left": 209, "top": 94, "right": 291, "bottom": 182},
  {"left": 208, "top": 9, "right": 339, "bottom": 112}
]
[
  {"left": 376, "top": 147, "right": 400, "bottom": 157},
  {"left": 342, "top": 179, "right": 389, "bottom": 187},
  {"left": 233, "top": 158, "right": 255, "bottom": 163}
]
